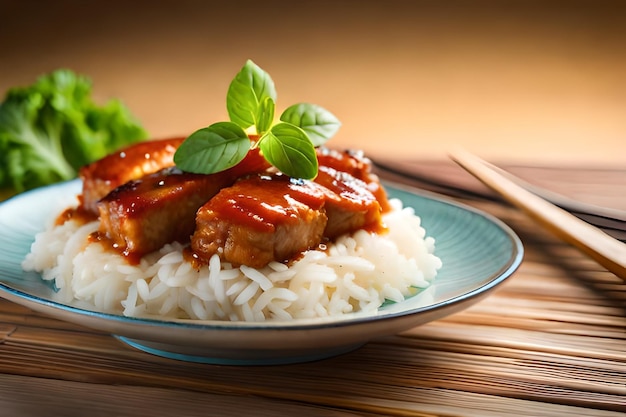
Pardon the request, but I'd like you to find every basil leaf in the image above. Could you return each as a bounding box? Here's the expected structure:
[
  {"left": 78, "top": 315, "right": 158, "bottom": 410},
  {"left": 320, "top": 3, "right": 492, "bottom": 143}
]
[
  {"left": 173, "top": 121, "right": 251, "bottom": 174},
  {"left": 256, "top": 96, "right": 275, "bottom": 134},
  {"left": 226, "top": 60, "right": 277, "bottom": 130},
  {"left": 280, "top": 103, "right": 341, "bottom": 147},
  {"left": 259, "top": 122, "right": 318, "bottom": 179}
]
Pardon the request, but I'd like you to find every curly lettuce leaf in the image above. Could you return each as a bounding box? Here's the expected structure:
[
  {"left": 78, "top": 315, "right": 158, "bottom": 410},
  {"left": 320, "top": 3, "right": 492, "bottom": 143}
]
[{"left": 0, "top": 69, "right": 147, "bottom": 197}]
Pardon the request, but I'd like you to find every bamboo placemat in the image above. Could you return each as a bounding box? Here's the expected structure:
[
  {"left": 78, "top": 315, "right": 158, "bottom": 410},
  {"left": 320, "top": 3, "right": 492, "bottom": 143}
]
[{"left": 0, "top": 163, "right": 624, "bottom": 417}]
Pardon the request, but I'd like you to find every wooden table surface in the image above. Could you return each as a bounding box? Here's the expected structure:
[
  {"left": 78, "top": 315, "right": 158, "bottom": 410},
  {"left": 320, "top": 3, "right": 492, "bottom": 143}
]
[{"left": 1, "top": 1, "right": 625, "bottom": 416}]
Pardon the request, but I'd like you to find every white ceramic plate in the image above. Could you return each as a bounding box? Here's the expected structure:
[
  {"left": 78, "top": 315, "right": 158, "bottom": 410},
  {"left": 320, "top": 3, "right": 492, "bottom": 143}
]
[{"left": 0, "top": 180, "right": 523, "bottom": 365}]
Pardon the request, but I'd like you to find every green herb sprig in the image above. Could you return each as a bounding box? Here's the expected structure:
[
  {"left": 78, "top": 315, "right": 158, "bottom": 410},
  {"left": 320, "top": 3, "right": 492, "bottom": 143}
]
[{"left": 173, "top": 60, "right": 341, "bottom": 179}]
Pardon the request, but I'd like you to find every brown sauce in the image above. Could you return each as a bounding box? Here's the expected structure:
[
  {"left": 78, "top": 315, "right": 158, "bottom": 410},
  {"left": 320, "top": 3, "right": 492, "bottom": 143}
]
[
  {"left": 183, "top": 246, "right": 204, "bottom": 269},
  {"left": 87, "top": 230, "right": 145, "bottom": 265},
  {"left": 206, "top": 174, "right": 327, "bottom": 233},
  {"left": 316, "top": 147, "right": 391, "bottom": 213},
  {"left": 314, "top": 166, "right": 376, "bottom": 210},
  {"left": 55, "top": 206, "right": 98, "bottom": 226},
  {"left": 79, "top": 137, "right": 184, "bottom": 184}
]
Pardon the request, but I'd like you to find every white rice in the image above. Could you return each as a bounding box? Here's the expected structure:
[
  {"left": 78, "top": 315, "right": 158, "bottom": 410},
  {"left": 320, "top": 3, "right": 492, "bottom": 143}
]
[{"left": 22, "top": 198, "right": 442, "bottom": 322}]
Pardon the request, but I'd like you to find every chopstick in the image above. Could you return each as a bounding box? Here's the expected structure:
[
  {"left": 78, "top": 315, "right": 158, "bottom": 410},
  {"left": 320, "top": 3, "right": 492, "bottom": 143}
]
[
  {"left": 371, "top": 157, "right": 626, "bottom": 242},
  {"left": 449, "top": 149, "right": 626, "bottom": 281}
]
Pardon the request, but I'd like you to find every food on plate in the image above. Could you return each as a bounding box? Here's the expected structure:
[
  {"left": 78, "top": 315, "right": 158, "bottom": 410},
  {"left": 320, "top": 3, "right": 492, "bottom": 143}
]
[
  {"left": 314, "top": 164, "right": 382, "bottom": 239},
  {"left": 192, "top": 172, "right": 329, "bottom": 269},
  {"left": 93, "top": 146, "right": 269, "bottom": 259},
  {"left": 0, "top": 69, "right": 147, "bottom": 199},
  {"left": 79, "top": 137, "right": 184, "bottom": 214},
  {"left": 22, "top": 61, "right": 442, "bottom": 322},
  {"left": 191, "top": 147, "right": 387, "bottom": 268}
]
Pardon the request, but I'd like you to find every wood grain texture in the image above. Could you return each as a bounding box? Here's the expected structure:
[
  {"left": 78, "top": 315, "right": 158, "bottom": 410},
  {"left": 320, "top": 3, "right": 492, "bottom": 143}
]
[
  {"left": 450, "top": 150, "right": 626, "bottom": 279},
  {"left": 1, "top": 163, "right": 625, "bottom": 417}
]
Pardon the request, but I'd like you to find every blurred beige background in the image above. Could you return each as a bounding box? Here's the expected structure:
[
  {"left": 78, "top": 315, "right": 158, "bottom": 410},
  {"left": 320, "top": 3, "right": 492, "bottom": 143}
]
[{"left": 1, "top": 0, "right": 625, "bottom": 166}]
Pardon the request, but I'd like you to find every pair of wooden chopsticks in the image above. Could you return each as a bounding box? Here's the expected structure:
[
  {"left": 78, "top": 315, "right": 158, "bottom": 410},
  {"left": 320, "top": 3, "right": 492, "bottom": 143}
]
[{"left": 449, "top": 150, "right": 626, "bottom": 281}]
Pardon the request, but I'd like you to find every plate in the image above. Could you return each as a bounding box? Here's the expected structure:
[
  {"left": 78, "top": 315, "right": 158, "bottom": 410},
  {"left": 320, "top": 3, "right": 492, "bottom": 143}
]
[{"left": 0, "top": 180, "right": 523, "bottom": 365}]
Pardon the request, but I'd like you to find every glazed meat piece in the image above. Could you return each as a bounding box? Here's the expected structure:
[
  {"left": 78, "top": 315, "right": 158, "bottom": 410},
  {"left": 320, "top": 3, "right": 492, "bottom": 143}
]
[
  {"left": 316, "top": 147, "right": 390, "bottom": 212},
  {"left": 97, "top": 167, "right": 230, "bottom": 260},
  {"left": 80, "top": 137, "right": 184, "bottom": 214},
  {"left": 97, "top": 149, "right": 271, "bottom": 260},
  {"left": 316, "top": 147, "right": 373, "bottom": 181},
  {"left": 192, "top": 174, "right": 328, "bottom": 268},
  {"left": 314, "top": 165, "right": 383, "bottom": 239}
]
